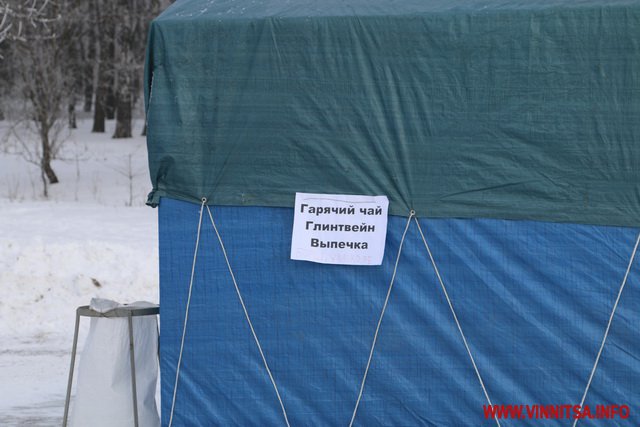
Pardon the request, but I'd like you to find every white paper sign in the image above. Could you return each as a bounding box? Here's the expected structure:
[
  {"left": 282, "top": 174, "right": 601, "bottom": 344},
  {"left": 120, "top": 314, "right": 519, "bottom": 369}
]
[{"left": 291, "top": 193, "right": 389, "bottom": 265}]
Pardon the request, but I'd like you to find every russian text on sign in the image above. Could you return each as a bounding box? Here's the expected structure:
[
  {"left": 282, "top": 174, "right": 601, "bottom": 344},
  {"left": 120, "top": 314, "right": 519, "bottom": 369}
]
[{"left": 291, "top": 193, "right": 389, "bottom": 265}]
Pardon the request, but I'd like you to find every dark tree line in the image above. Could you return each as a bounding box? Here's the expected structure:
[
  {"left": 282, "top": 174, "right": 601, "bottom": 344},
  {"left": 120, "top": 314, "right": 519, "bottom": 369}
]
[{"left": 0, "top": 0, "right": 168, "bottom": 196}]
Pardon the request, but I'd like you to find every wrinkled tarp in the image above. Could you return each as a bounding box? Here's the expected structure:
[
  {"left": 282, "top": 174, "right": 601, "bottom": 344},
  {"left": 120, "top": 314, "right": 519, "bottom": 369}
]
[
  {"left": 145, "top": 0, "right": 640, "bottom": 227},
  {"left": 159, "top": 198, "right": 640, "bottom": 426}
]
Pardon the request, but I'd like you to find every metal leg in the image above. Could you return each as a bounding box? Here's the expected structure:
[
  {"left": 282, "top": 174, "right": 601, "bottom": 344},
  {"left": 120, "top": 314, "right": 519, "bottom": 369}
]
[
  {"left": 62, "top": 310, "right": 81, "bottom": 427},
  {"left": 128, "top": 312, "right": 140, "bottom": 427},
  {"left": 156, "top": 316, "right": 160, "bottom": 357},
  {"left": 63, "top": 305, "right": 157, "bottom": 426}
]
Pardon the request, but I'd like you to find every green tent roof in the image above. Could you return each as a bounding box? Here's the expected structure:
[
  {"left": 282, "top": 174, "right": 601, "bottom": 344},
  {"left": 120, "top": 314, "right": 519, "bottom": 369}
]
[{"left": 145, "top": 0, "right": 640, "bottom": 226}]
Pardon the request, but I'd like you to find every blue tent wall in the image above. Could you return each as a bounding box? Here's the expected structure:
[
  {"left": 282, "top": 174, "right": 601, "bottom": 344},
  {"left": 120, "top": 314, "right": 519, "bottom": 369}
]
[{"left": 159, "top": 198, "right": 639, "bottom": 426}]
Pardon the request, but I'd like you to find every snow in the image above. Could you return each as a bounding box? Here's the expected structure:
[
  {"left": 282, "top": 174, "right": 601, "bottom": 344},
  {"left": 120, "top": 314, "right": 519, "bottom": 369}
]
[{"left": 0, "top": 119, "right": 159, "bottom": 426}]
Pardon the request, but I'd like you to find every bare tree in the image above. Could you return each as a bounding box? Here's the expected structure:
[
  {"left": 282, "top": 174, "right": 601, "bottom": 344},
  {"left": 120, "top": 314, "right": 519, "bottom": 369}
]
[
  {"left": 1, "top": 0, "right": 170, "bottom": 196},
  {"left": 86, "top": 0, "right": 162, "bottom": 136},
  {"left": 112, "top": 0, "right": 160, "bottom": 138},
  {"left": 4, "top": 0, "right": 77, "bottom": 196},
  {"left": 9, "top": 114, "right": 67, "bottom": 197},
  {"left": 91, "top": 0, "right": 113, "bottom": 132},
  {"left": 0, "top": 2, "right": 11, "bottom": 45},
  {"left": 80, "top": 7, "right": 95, "bottom": 113},
  {"left": 109, "top": 152, "right": 144, "bottom": 206},
  {"left": 0, "top": 0, "right": 62, "bottom": 44}
]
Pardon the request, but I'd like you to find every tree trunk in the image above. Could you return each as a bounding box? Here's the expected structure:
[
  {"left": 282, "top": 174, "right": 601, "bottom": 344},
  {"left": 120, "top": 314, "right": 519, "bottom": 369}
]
[
  {"left": 41, "top": 170, "right": 48, "bottom": 198},
  {"left": 41, "top": 131, "right": 59, "bottom": 185},
  {"left": 92, "top": 83, "right": 106, "bottom": 132},
  {"left": 83, "top": 86, "right": 93, "bottom": 112},
  {"left": 83, "top": 68, "right": 94, "bottom": 112},
  {"left": 68, "top": 102, "right": 77, "bottom": 129},
  {"left": 83, "top": 16, "right": 95, "bottom": 113},
  {"left": 91, "top": 0, "right": 110, "bottom": 131},
  {"left": 42, "top": 158, "right": 59, "bottom": 184},
  {"left": 105, "top": 86, "right": 116, "bottom": 119},
  {"left": 113, "top": 90, "right": 132, "bottom": 138},
  {"left": 92, "top": 50, "right": 106, "bottom": 133}
]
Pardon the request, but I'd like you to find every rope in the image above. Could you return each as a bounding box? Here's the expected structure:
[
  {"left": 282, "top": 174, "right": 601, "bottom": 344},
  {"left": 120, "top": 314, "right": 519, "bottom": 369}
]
[
  {"left": 168, "top": 198, "right": 207, "bottom": 427},
  {"left": 414, "top": 218, "right": 501, "bottom": 427},
  {"left": 572, "top": 231, "right": 640, "bottom": 427},
  {"left": 348, "top": 211, "right": 414, "bottom": 427},
  {"left": 206, "top": 206, "right": 292, "bottom": 427}
]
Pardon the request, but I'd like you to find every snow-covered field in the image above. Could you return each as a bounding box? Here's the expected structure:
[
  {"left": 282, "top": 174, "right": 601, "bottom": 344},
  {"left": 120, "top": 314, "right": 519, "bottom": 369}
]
[{"left": 0, "top": 119, "right": 159, "bottom": 426}]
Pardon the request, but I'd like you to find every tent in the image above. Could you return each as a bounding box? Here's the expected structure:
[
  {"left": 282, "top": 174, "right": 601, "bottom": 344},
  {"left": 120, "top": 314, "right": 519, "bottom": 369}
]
[{"left": 144, "top": 0, "right": 640, "bottom": 425}]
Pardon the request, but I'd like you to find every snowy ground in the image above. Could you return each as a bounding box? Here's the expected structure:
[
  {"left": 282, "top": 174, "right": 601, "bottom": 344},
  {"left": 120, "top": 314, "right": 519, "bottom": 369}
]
[{"left": 0, "top": 118, "right": 159, "bottom": 426}]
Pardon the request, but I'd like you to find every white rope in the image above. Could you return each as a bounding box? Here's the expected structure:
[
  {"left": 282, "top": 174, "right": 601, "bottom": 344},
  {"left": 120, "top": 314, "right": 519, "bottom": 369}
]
[
  {"left": 348, "top": 211, "right": 414, "bottom": 427},
  {"left": 206, "top": 205, "right": 292, "bottom": 427},
  {"left": 414, "top": 218, "right": 501, "bottom": 427},
  {"left": 168, "top": 198, "right": 207, "bottom": 427},
  {"left": 572, "top": 231, "right": 640, "bottom": 427}
]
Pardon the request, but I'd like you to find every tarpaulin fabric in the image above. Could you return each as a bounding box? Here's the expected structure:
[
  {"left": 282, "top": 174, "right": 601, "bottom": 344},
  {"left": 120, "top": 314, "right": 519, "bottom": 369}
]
[
  {"left": 145, "top": 0, "right": 640, "bottom": 227},
  {"left": 159, "top": 198, "right": 640, "bottom": 426}
]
